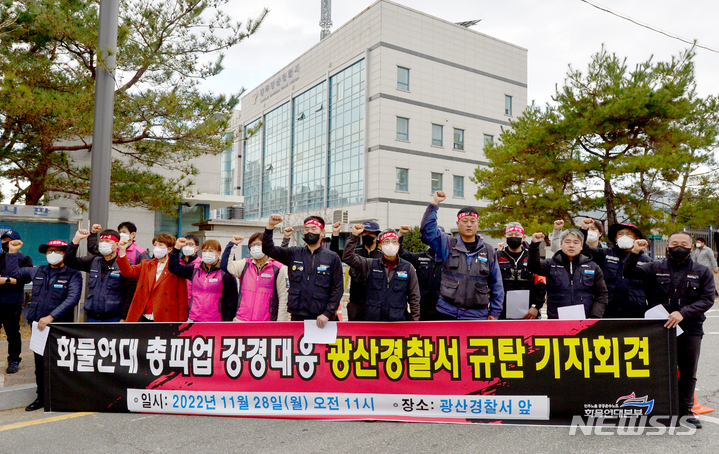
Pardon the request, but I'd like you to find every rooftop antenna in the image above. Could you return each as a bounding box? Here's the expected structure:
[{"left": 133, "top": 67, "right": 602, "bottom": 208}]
[{"left": 320, "top": 0, "right": 332, "bottom": 40}]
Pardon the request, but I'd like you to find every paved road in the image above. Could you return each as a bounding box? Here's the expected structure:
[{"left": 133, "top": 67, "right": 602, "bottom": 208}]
[{"left": 1, "top": 310, "right": 718, "bottom": 454}]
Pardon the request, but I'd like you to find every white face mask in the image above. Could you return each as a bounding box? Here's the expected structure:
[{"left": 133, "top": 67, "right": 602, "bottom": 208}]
[
  {"left": 382, "top": 244, "right": 400, "bottom": 257},
  {"left": 202, "top": 251, "right": 217, "bottom": 265},
  {"left": 182, "top": 246, "right": 196, "bottom": 256},
  {"left": 119, "top": 233, "right": 130, "bottom": 243},
  {"left": 696, "top": 242, "right": 702, "bottom": 248},
  {"left": 153, "top": 246, "right": 168, "bottom": 259},
  {"left": 250, "top": 245, "right": 265, "bottom": 260},
  {"left": 586, "top": 231, "right": 599, "bottom": 243},
  {"left": 616, "top": 235, "right": 635, "bottom": 250},
  {"left": 46, "top": 252, "right": 64, "bottom": 265},
  {"left": 98, "top": 242, "right": 115, "bottom": 256}
]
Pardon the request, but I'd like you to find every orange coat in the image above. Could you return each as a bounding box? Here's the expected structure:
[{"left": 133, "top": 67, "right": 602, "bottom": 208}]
[{"left": 117, "top": 255, "right": 189, "bottom": 322}]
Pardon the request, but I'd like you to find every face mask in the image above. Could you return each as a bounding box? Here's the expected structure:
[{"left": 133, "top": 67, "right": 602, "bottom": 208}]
[
  {"left": 361, "top": 235, "right": 376, "bottom": 247},
  {"left": 303, "top": 232, "right": 321, "bottom": 245},
  {"left": 201, "top": 251, "right": 217, "bottom": 265},
  {"left": 696, "top": 242, "right": 703, "bottom": 248},
  {"left": 1, "top": 242, "right": 8, "bottom": 253},
  {"left": 382, "top": 244, "right": 399, "bottom": 257},
  {"left": 616, "top": 235, "right": 635, "bottom": 250},
  {"left": 98, "top": 242, "right": 115, "bottom": 256},
  {"left": 153, "top": 247, "right": 168, "bottom": 259},
  {"left": 250, "top": 246, "right": 264, "bottom": 260},
  {"left": 506, "top": 237, "right": 523, "bottom": 249},
  {"left": 46, "top": 252, "right": 64, "bottom": 265},
  {"left": 182, "top": 246, "right": 196, "bottom": 257},
  {"left": 667, "top": 246, "right": 691, "bottom": 261},
  {"left": 119, "top": 233, "right": 130, "bottom": 243},
  {"left": 586, "top": 231, "right": 599, "bottom": 243}
]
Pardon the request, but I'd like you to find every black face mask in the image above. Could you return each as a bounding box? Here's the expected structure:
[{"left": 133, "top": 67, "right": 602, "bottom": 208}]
[
  {"left": 303, "top": 232, "right": 321, "bottom": 246},
  {"left": 1, "top": 242, "right": 8, "bottom": 253},
  {"left": 667, "top": 246, "right": 691, "bottom": 261},
  {"left": 361, "top": 235, "right": 376, "bottom": 247},
  {"left": 506, "top": 237, "right": 523, "bottom": 250}
]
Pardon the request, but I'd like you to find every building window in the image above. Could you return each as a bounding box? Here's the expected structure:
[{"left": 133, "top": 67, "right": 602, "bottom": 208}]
[
  {"left": 484, "top": 134, "right": 494, "bottom": 147},
  {"left": 453, "top": 128, "right": 464, "bottom": 150},
  {"left": 432, "top": 124, "right": 443, "bottom": 147},
  {"left": 396, "top": 117, "right": 409, "bottom": 141},
  {"left": 397, "top": 66, "right": 410, "bottom": 91},
  {"left": 396, "top": 168, "right": 409, "bottom": 192},
  {"left": 453, "top": 175, "right": 464, "bottom": 198},
  {"left": 505, "top": 95, "right": 512, "bottom": 116},
  {"left": 431, "top": 172, "right": 443, "bottom": 194}
]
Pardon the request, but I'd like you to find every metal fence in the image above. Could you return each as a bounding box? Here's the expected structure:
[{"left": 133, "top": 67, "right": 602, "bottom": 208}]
[{"left": 648, "top": 225, "right": 717, "bottom": 260}]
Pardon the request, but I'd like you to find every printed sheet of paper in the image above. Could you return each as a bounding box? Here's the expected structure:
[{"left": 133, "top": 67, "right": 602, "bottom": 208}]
[
  {"left": 645, "top": 305, "right": 683, "bottom": 336},
  {"left": 303, "top": 320, "right": 338, "bottom": 344},
  {"left": 506, "top": 290, "right": 530, "bottom": 319},
  {"left": 30, "top": 321, "right": 50, "bottom": 356},
  {"left": 557, "top": 304, "right": 586, "bottom": 320}
]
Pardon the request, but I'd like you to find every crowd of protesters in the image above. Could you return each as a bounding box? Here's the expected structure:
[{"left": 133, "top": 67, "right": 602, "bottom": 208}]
[{"left": 0, "top": 190, "right": 716, "bottom": 425}]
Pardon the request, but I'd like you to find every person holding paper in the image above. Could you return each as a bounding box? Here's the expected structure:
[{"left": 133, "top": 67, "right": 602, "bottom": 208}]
[
  {"left": 420, "top": 191, "right": 504, "bottom": 320},
  {"left": 4, "top": 238, "right": 82, "bottom": 412},
  {"left": 577, "top": 219, "right": 653, "bottom": 319},
  {"left": 624, "top": 233, "right": 715, "bottom": 429},
  {"left": 343, "top": 225, "right": 420, "bottom": 321},
  {"left": 527, "top": 230, "right": 608, "bottom": 319},
  {"left": 496, "top": 223, "right": 546, "bottom": 319},
  {"left": 262, "top": 215, "right": 343, "bottom": 328}
]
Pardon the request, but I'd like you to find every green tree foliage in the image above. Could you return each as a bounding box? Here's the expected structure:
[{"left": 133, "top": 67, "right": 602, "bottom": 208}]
[
  {"left": 401, "top": 226, "right": 427, "bottom": 253},
  {"left": 0, "top": 0, "right": 268, "bottom": 213},
  {"left": 473, "top": 46, "right": 719, "bottom": 236}
]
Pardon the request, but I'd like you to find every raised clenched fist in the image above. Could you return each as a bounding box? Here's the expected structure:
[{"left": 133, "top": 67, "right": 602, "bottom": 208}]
[
  {"left": 332, "top": 222, "right": 342, "bottom": 235},
  {"left": 432, "top": 190, "right": 446, "bottom": 205},
  {"left": 118, "top": 239, "right": 131, "bottom": 253},
  {"left": 231, "top": 235, "right": 244, "bottom": 245},
  {"left": 8, "top": 240, "right": 23, "bottom": 253},
  {"left": 267, "top": 214, "right": 283, "bottom": 227},
  {"left": 531, "top": 232, "right": 545, "bottom": 243},
  {"left": 75, "top": 229, "right": 91, "bottom": 241},
  {"left": 91, "top": 224, "right": 102, "bottom": 234},
  {"left": 283, "top": 226, "right": 294, "bottom": 238},
  {"left": 175, "top": 237, "right": 187, "bottom": 249},
  {"left": 352, "top": 224, "right": 365, "bottom": 236},
  {"left": 581, "top": 218, "right": 594, "bottom": 229},
  {"left": 554, "top": 220, "right": 564, "bottom": 231},
  {"left": 399, "top": 225, "right": 411, "bottom": 236},
  {"left": 632, "top": 239, "right": 649, "bottom": 253}
]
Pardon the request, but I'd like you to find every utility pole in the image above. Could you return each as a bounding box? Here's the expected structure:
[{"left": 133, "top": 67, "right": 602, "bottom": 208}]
[
  {"left": 320, "top": 0, "right": 332, "bottom": 40},
  {"left": 89, "top": 0, "right": 120, "bottom": 228}
]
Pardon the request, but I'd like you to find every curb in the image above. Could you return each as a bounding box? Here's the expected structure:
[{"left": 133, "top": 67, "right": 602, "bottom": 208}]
[{"left": 0, "top": 384, "right": 36, "bottom": 411}]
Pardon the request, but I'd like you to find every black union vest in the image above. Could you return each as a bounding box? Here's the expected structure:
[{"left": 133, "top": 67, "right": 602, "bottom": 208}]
[
  {"left": 365, "top": 259, "right": 412, "bottom": 321},
  {"left": 439, "top": 238, "right": 495, "bottom": 310},
  {"left": 545, "top": 253, "right": 599, "bottom": 319},
  {"left": 601, "top": 248, "right": 650, "bottom": 318}
]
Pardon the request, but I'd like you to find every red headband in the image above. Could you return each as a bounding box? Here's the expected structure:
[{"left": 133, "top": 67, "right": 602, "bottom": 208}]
[
  {"left": 305, "top": 219, "right": 324, "bottom": 230},
  {"left": 505, "top": 226, "right": 524, "bottom": 235},
  {"left": 457, "top": 211, "right": 479, "bottom": 221},
  {"left": 99, "top": 234, "right": 119, "bottom": 242},
  {"left": 379, "top": 231, "right": 399, "bottom": 243}
]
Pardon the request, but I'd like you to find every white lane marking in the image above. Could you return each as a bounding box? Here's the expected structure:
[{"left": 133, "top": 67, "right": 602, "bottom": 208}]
[{"left": 697, "top": 415, "right": 719, "bottom": 425}]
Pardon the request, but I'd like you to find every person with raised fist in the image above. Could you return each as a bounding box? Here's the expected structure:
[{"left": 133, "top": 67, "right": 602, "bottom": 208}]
[
  {"left": 0, "top": 230, "right": 33, "bottom": 375},
  {"left": 550, "top": 218, "right": 606, "bottom": 254},
  {"left": 219, "top": 232, "right": 288, "bottom": 321},
  {"left": 420, "top": 191, "right": 504, "bottom": 320},
  {"left": 624, "top": 232, "right": 715, "bottom": 429},
  {"left": 330, "top": 220, "right": 383, "bottom": 321},
  {"left": 527, "top": 229, "right": 608, "bottom": 319},
  {"left": 4, "top": 237, "right": 81, "bottom": 411},
  {"left": 262, "top": 214, "right": 343, "bottom": 328},
  {"left": 342, "top": 225, "right": 420, "bottom": 321},
  {"left": 64, "top": 228, "right": 127, "bottom": 322},
  {"left": 578, "top": 219, "right": 652, "bottom": 319},
  {"left": 118, "top": 233, "right": 188, "bottom": 323},
  {"left": 496, "top": 222, "right": 546, "bottom": 320}
]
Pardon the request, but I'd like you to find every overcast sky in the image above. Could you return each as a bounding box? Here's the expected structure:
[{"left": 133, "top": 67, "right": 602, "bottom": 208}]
[{"left": 200, "top": 0, "right": 719, "bottom": 109}]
